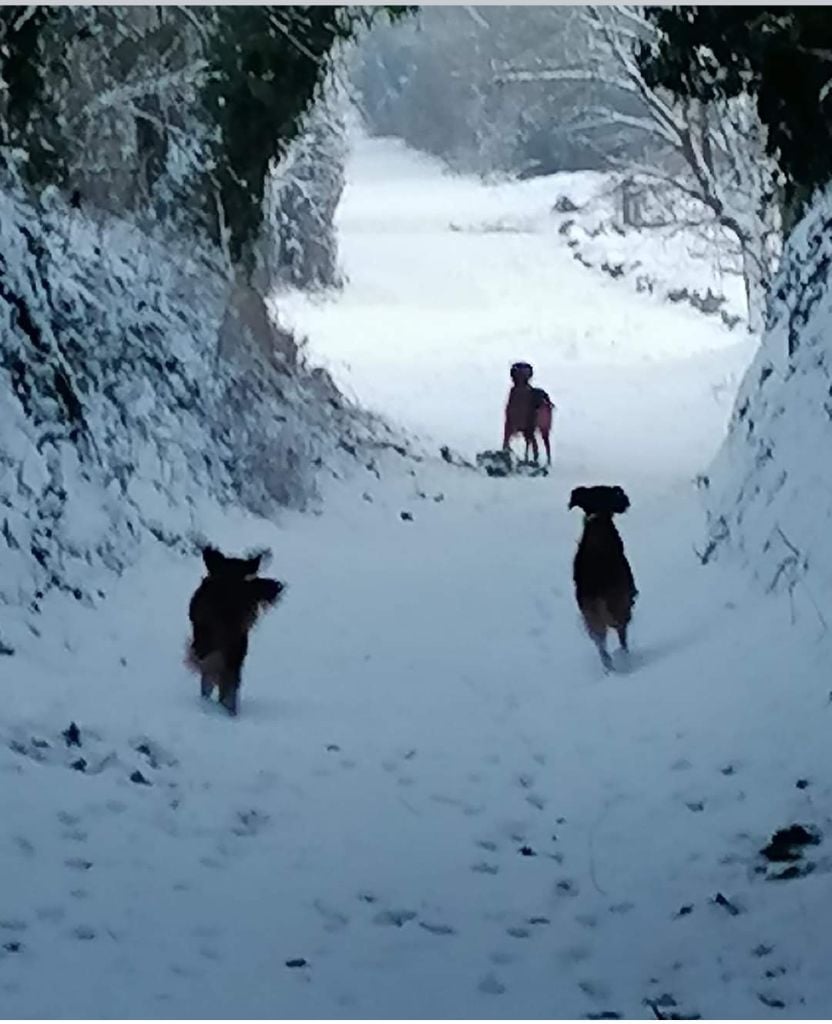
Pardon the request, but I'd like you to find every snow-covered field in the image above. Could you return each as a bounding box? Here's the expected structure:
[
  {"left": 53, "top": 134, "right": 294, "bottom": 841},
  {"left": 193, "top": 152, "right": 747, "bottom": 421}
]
[{"left": 4, "top": 136, "right": 831, "bottom": 1019}]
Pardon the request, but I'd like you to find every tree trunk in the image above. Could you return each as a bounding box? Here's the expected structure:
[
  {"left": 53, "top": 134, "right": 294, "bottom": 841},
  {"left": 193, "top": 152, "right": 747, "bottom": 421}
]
[{"left": 740, "top": 239, "right": 767, "bottom": 334}]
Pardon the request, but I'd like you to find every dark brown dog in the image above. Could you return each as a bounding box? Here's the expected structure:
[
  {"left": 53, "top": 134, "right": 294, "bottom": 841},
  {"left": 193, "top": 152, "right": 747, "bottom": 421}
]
[
  {"left": 186, "top": 545, "right": 285, "bottom": 716},
  {"left": 569, "top": 485, "right": 637, "bottom": 670}
]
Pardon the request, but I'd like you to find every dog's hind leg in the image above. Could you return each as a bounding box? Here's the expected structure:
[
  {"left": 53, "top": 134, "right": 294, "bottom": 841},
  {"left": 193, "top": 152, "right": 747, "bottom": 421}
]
[
  {"left": 218, "top": 670, "right": 240, "bottom": 716},
  {"left": 582, "top": 602, "right": 613, "bottom": 671},
  {"left": 523, "top": 432, "right": 539, "bottom": 464},
  {"left": 616, "top": 623, "right": 629, "bottom": 653},
  {"left": 541, "top": 430, "right": 552, "bottom": 466},
  {"left": 595, "top": 635, "right": 613, "bottom": 671},
  {"left": 218, "top": 635, "right": 248, "bottom": 717},
  {"left": 219, "top": 685, "right": 239, "bottom": 717},
  {"left": 201, "top": 674, "right": 214, "bottom": 699}
]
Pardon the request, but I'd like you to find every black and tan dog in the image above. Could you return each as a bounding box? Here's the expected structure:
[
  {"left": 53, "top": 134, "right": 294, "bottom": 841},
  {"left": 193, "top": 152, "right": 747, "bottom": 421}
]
[
  {"left": 569, "top": 485, "right": 637, "bottom": 670},
  {"left": 186, "top": 545, "right": 285, "bottom": 716}
]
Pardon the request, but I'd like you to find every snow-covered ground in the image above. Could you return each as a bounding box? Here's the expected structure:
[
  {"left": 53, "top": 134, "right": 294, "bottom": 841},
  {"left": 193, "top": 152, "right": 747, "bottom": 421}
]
[{"left": 4, "top": 136, "right": 831, "bottom": 1019}]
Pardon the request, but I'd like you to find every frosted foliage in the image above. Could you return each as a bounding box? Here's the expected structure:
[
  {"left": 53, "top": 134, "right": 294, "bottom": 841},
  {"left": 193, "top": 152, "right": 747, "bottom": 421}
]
[
  {"left": 0, "top": 187, "right": 368, "bottom": 612},
  {"left": 705, "top": 187, "right": 832, "bottom": 622}
]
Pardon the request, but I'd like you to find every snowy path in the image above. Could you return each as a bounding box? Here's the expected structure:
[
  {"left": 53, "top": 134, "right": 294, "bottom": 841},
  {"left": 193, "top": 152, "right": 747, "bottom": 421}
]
[{"left": 5, "top": 138, "right": 832, "bottom": 1019}]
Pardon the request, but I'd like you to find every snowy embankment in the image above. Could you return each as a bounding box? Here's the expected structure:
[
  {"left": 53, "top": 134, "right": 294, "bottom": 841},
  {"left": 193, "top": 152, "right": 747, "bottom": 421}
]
[
  {"left": 704, "top": 187, "right": 832, "bottom": 630},
  {"left": 0, "top": 187, "right": 396, "bottom": 655},
  {"left": 2, "top": 135, "right": 831, "bottom": 1019}
]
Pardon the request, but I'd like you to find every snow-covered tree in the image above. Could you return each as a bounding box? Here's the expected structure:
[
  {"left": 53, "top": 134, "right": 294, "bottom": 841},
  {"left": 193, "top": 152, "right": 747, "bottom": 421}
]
[
  {"left": 496, "top": 6, "right": 781, "bottom": 332},
  {"left": 351, "top": 6, "right": 645, "bottom": 178},
  {"left": 265, "top": 77, "right": 349, "bottom": 292}
]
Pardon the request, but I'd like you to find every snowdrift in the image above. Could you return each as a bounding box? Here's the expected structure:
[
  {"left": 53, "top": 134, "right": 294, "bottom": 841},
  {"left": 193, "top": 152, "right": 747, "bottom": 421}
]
[{"left": 704, "top": 189, "right": 832, "bottom": 625}]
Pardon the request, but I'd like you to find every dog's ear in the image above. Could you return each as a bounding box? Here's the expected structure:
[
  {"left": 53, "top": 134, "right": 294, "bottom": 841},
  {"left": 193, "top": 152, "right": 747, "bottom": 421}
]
[
  {"left": 611, "top": 486, "right": 630, "bottom": 514},
  {"left": 202, "top": 545, "right": 225, "bottom": 574},
  {"left": 568, "top": 487, "right": 586, "bottom": 510},
  {"left": 242, "top": 553, "right": 263, "bottom": 576},
  {"left": 244, "top": 547, "right": 272, "bottom": 571}
]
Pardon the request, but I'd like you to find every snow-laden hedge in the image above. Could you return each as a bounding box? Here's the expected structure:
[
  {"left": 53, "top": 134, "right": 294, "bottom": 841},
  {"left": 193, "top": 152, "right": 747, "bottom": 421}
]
[
  {"left": 0, "top": 187, "right": 378, "bottom": 627},
  {"left": 703, "top": 188, "right": 832, "bottom": 623}
]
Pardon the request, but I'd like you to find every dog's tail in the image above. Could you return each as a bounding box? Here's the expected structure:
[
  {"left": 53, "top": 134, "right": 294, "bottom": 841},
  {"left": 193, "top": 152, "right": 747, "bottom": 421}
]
[
  {"left": 239, "top": 577, "right": 286, "bottom": 633},
  {"left": 253, "top": 577, "right": 285, "bottom": 607},
  {"left": 184, "top": 638, "right": 202, "bottom": 674},
  {"left": 580, "top": 588, "right": 634, "bottom": 638}
]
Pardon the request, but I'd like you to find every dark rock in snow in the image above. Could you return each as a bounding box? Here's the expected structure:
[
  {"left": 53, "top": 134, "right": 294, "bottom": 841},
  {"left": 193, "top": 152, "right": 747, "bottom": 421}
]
[
  {"left": 760, "top": 823, "right": 821, "bottom": 863},
  {"left": 70, "top": 758, "right": 87, "bottom": 772},
  {"left": 553, "top": 194, "right": 580, "bottom": 214},
  {"left": 518, "top": 845, "right": 536, "bottom": 857},
  {"left": 476, "top": 449, "right": 513, "bottom": 477},
  {"left": 134, "top": 742, "right": 160, "bottom": 769},
  {"left": 400, "top": 511, "right": 413, "bottom": 521},
  {"left": 129, "top": 770, "right": 151, "bottom": 786},
  {"left": 796, "top": 778, "right": 810, "bottom": 790},
  {"left": 62, "top": 722, "right": 81, "bottom": 748},
  {"left": 285, "top": 957, "right": 308, "bottom": 968},
  {"left": 768, "top": 862, "right": 816, "bottom": 881},
  {"left": 712, "top": 892, "right": 741, "bottom": 916}
]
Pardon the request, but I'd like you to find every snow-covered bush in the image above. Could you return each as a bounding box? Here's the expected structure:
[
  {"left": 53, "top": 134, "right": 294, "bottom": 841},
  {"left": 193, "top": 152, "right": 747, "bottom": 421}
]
[
  {"left": 550, "top": 175, "right": 748, "bottom": 330},
  {"left": 265, "top": 83, "right": 349, "bottom": 291},
  {"left": 0, "top": 186, "right": 375, "bottom": 622},
  {"left": 703, "top": 188, "right": 832, "bottom": 624}
]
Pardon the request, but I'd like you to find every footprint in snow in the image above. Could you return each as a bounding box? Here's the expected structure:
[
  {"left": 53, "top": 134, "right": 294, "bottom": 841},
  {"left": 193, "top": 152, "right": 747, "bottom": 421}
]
[
  {"left": 608, "top": 901, "right": 634, "bottom": 915},
  {"left": 372, "top": 908, "right": 417, "bottom": 927},
  {"left": 14, "top": 836, "right": 34, "bottom": 858},
  {"left": 0, "top": 920, "right": 26, "bottom": 934},
  {"left": 489, "top": 949, "right": 515, "bottom": 966},
  {"left": 419, "top": 921, "right": 456, "bottom": 936},
  {"left": 580, "top": 979, "right": 611, "bottom": 1000},
  {"left": 230, "top": 809, "right": 270, "bottom": 837},
  {"left": 36, "top": 907, "right": 66, "bottom": 924},
  {"left": 471, "top": 862, "right": 499, "bottom": 875},
  {"left": 575, "top": 912, "right": 598, "bottom": 929},
  {"left": 561, "top": 944, "right": 592, "bottom": 965},
  {"left": 478, "top": 970, "right": 506, "bottom": 995},
  {"left": 313, "top": 899, "right": 349, "bottom": 933},
  {"left": 64, "top": 857, "right": 93, "bottom": 872},
  {"left": 430, "top": 793, "right": 484, "bottom": 816}
]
